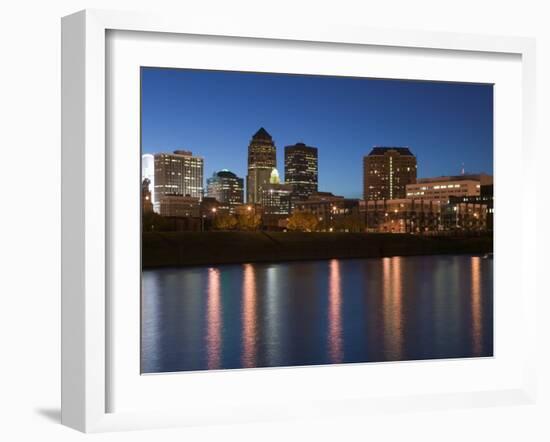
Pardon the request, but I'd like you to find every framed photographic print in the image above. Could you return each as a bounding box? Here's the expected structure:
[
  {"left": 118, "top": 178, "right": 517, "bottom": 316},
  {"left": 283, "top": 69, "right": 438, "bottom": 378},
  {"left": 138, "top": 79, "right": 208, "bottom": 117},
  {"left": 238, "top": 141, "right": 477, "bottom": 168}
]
[
  {"left": 140, "top": 69, "right": 495, "bottom": 374},
  {"left": 61, "top": 9, "right": 537, "bottom": 432}
]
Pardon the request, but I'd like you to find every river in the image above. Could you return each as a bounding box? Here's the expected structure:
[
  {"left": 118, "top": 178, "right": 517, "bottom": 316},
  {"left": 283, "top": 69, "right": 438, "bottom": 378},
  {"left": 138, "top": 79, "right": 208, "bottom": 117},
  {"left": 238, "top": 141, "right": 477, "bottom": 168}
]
[{"left": 141, "top": 255, "right": 493, "bottom": 373}]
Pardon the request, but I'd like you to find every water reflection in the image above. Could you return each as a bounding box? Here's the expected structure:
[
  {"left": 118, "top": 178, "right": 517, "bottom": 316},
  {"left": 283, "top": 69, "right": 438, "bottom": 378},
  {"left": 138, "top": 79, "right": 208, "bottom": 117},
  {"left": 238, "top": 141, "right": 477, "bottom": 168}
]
[
  {"left": 382, "top": 257, "right": 404, "bottom": 360},
  {"left": 471, "top": 257, "right": 482, "bottom": 355},
  {"left": 142, "top": 255, "right": 493, "bottom": 373},
  {"left": 242, "top": 264, "right": 257, "bottom": 367},
  {"left": 265, "top": 266, "right": 282, "bottom": 366},
  {"left": 328, "top": 259, "right": 343, "bottom": 363},
  {"left": 206, "top": 268, "right": 222, "bottom": 369}
]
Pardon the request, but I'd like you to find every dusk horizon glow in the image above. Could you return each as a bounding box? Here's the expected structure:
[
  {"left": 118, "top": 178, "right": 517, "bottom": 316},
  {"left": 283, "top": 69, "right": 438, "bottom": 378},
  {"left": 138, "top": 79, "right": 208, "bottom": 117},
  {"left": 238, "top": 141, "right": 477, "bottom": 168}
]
[{"left": 141, "top": 67, "right": 493, "bottom": 199}]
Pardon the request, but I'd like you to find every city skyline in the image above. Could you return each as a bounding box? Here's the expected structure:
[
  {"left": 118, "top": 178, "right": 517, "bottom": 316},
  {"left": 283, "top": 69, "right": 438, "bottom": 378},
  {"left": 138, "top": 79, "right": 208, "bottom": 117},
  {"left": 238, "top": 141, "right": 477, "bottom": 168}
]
[{"left": 141, "top": 68, "right": 493, "bottom": 199}]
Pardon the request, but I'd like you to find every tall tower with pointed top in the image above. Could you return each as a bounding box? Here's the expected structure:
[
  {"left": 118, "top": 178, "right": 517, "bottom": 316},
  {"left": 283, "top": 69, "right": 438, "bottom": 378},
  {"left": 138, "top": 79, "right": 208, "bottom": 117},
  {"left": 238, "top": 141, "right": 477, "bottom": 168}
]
[{"left": 247, "top": 127, "right": 277, "bottom": 203}]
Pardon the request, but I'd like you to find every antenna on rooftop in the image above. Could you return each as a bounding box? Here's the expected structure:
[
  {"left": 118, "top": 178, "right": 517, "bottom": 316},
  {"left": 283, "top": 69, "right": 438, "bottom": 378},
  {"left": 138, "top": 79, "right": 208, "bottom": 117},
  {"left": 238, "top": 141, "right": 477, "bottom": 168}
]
[{"left": 461, "top": 162, "right": 465, "bottom": 175}]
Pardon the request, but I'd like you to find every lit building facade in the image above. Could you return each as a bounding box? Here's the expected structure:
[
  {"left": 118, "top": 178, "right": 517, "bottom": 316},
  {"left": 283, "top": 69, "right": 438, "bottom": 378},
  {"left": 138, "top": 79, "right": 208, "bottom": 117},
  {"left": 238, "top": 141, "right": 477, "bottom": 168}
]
[
  {"left": 284, "top": 142, "right": 318, "bottom": 202},
  {"left": 449, "top": 183, "right": 494, "bottom": 230},
  {"left": 158, "top": 194, "right": 200, "bottom": 218},
  {"left": 294, "top": 192, "right": 361, "bottom": 231},
  {"left": 154, "top": 150, "right": 204, "bottom": 211},
  {"left": 406, "top": 174, "right": 493, "bottom": 201},
  {"left": 361, "top": 198, "right": 488, "bottom": 233},
  {"left": 246, "top": 128, "right": 277, "bottom": 204},
  {"left": 200, "top": 197, "right": 224, "bottom": 217},
  {"left": 260, "top": 168, "right": 292, "bottom": 215},
  {"left": 206, "top": 169, "right": 244, "bottom": 213},
  {"left": 233, "top": 203, "right": 264, "bottom": 218},
  {"left": 363, "top": 147, "right": 417, "bottom": 200}
]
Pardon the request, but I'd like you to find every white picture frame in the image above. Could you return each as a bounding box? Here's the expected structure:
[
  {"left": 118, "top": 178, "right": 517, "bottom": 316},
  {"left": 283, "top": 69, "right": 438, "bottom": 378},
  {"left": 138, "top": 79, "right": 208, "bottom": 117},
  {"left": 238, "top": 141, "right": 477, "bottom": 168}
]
[{"left": 61, "top": 9, "right": 537, "bottom": 433}]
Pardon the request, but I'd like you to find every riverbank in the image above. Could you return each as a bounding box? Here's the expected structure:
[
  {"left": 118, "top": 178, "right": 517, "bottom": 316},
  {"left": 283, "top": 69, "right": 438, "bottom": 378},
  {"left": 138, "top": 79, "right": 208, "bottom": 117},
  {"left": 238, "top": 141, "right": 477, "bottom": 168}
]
[{"left": 142, "top": 231, "right": 493, "bottom": 268}]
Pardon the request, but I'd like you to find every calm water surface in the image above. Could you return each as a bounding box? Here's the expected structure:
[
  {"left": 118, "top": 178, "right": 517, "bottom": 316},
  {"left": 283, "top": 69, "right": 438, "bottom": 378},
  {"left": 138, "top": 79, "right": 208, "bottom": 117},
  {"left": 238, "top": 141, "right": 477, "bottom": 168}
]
[{"left": 141, "top": 255, "right": 493, "bottom": 373}]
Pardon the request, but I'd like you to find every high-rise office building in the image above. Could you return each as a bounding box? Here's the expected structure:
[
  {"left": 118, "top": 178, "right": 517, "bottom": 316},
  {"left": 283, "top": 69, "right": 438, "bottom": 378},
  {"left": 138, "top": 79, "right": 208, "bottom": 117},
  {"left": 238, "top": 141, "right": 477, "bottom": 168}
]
[
  {"left": 206, "top": 169, "right": 244, "bottom": 213},
  {"left": 246, "top": 127, "right": 277, "bottom": 204},
  {"left": 363, "top": 147, "right": 417, "bottom": 200},
  {"left": 154, "top": 150, "right": 204, "bottom": 211},
  {"left": 284, "top": 142, "right": 318, "bottom": 201},
  {"left": 260, "top": 168, "right": 293, "bottom": 215}
]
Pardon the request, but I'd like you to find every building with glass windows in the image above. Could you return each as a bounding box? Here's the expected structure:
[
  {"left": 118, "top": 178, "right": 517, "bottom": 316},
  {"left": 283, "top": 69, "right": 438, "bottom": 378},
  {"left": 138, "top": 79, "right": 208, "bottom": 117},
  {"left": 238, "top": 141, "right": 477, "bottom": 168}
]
[
  {"left": 449, "top": 183, "right": 494, "bottom": 230},
  {"left": 158, "top": 194, "right": 200, "bottom": 218},
  {"left": 246, "top": 128, "right": 277, "bottom": 204},
  {"left": 294, "top": 192, "right": 361, "bottom": 232},
  {"left": 406, "top": 174, "right": 493, "bottom": 201},
  {"left": 360, "top": 198, "right": 488, "bottom": 233},
  {"left": 153, "top": 150, "right": 204, "bottom": 212},
  {"left": 206, "top": 169, "right": 244, "bottom": 214},
  {"left": 363, "top": 147, "right": 417, "bottom": 200},
  {"left": 284, "top": 142, "right": 318, "bottom": 202},
  {"left": 260, "top": 168, "right": 293, "bottom": 215}
]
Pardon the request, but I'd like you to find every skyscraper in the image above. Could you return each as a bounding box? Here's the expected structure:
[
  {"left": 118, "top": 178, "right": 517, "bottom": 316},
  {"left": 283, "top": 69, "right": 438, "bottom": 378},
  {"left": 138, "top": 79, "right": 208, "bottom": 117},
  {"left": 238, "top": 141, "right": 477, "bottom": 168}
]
[
  {"left": 154, "top": 150, "right": 204, "bottom": 211},
  {"left": 206, "top": 169, "right": 244, "bottom": 214},
  {"left": 284, "top": 142, "right": 318, "bottom": 201},
  {"left": 363, "top": 147, "right": 417, "bottom": 200},
  {"left": 246, "top": 127, "right": 277, "bottom": 204}
]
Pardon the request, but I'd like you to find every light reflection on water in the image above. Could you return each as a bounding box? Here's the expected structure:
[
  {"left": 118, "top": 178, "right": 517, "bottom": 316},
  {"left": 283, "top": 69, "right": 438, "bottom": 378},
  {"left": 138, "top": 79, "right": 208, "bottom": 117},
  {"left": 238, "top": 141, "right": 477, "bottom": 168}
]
[
  {"left": 471, "top": 257, "right": 482, "bottom": 355},
  {"left": 382, "top": 257, "right": 404, "bottom": 361},
  {"left": 241, "top": 263, "right": 257, "bottom": 368},
  {"left": 328, "top": 259, "right": 343, "bottom": 363},
  {"left": 206, "top": 268, "right": 222, "bottom": 370},
  {"left": 141, "top": 255, "right": 493, "bottom": 373}
]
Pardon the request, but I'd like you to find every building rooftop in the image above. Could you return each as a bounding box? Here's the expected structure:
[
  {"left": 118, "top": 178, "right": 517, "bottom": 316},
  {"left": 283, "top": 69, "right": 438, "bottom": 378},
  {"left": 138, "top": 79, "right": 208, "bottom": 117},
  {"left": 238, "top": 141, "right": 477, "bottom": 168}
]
[
  {"left": 252, "top": 127, "right": 272, "bottom": 140},
  {"left": 367, "top": 147, "right": 414, "bottom": 156},
  {"left": 307, "top": 191, "right": 344, "bottom": 201},
  {"left": 416, "top": 173, "right": 493, "bottom": 184},
  {"left": 285, "top": 142, "right": 317, "bottom": 151},
  {"left": 212, "top": 169, "right": 239, "bottom": 179},
  {"left": 173, "top": 150, "right": 194, "bottom": 156}
]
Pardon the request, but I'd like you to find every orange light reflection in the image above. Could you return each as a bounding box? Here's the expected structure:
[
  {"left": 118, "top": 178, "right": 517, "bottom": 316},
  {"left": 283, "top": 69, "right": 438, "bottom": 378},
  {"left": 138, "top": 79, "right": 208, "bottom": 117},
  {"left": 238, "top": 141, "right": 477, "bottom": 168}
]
[
  {"left": 206, "top": 268, "right": 222, "bottom": 369},
  {"left": 328, "top": 259, "right": 343, "bottom": 363},
  {"left": 382, "top": 257, "right": 404, "bottom": 360},
  {"left": 471, "top": 257, "right": 482, "bottom": 355},
  {"left": 242, "top": 264, "right": 257, "bottom": 367}
]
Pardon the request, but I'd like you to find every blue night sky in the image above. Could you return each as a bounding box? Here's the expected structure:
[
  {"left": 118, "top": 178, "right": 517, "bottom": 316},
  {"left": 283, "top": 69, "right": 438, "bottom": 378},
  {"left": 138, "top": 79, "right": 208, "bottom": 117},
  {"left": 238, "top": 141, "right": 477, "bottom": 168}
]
[{"left": 141, "top": 68, "right": 493, "bottom": 199}]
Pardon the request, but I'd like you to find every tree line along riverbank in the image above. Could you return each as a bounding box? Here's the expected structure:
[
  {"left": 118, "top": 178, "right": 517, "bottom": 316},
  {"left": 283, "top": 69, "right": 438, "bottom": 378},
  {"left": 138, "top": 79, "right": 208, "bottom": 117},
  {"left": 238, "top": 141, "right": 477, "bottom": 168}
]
[{"left": 142, "top": 231, "right": 493, "bottom": 268}]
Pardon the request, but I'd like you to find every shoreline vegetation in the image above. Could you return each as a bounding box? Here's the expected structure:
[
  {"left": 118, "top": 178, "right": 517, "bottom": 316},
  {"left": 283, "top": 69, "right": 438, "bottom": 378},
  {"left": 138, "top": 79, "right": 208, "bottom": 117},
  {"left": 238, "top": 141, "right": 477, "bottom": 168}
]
[{"left": 142, "top": 231, "right": 493, "bottom": 269}]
